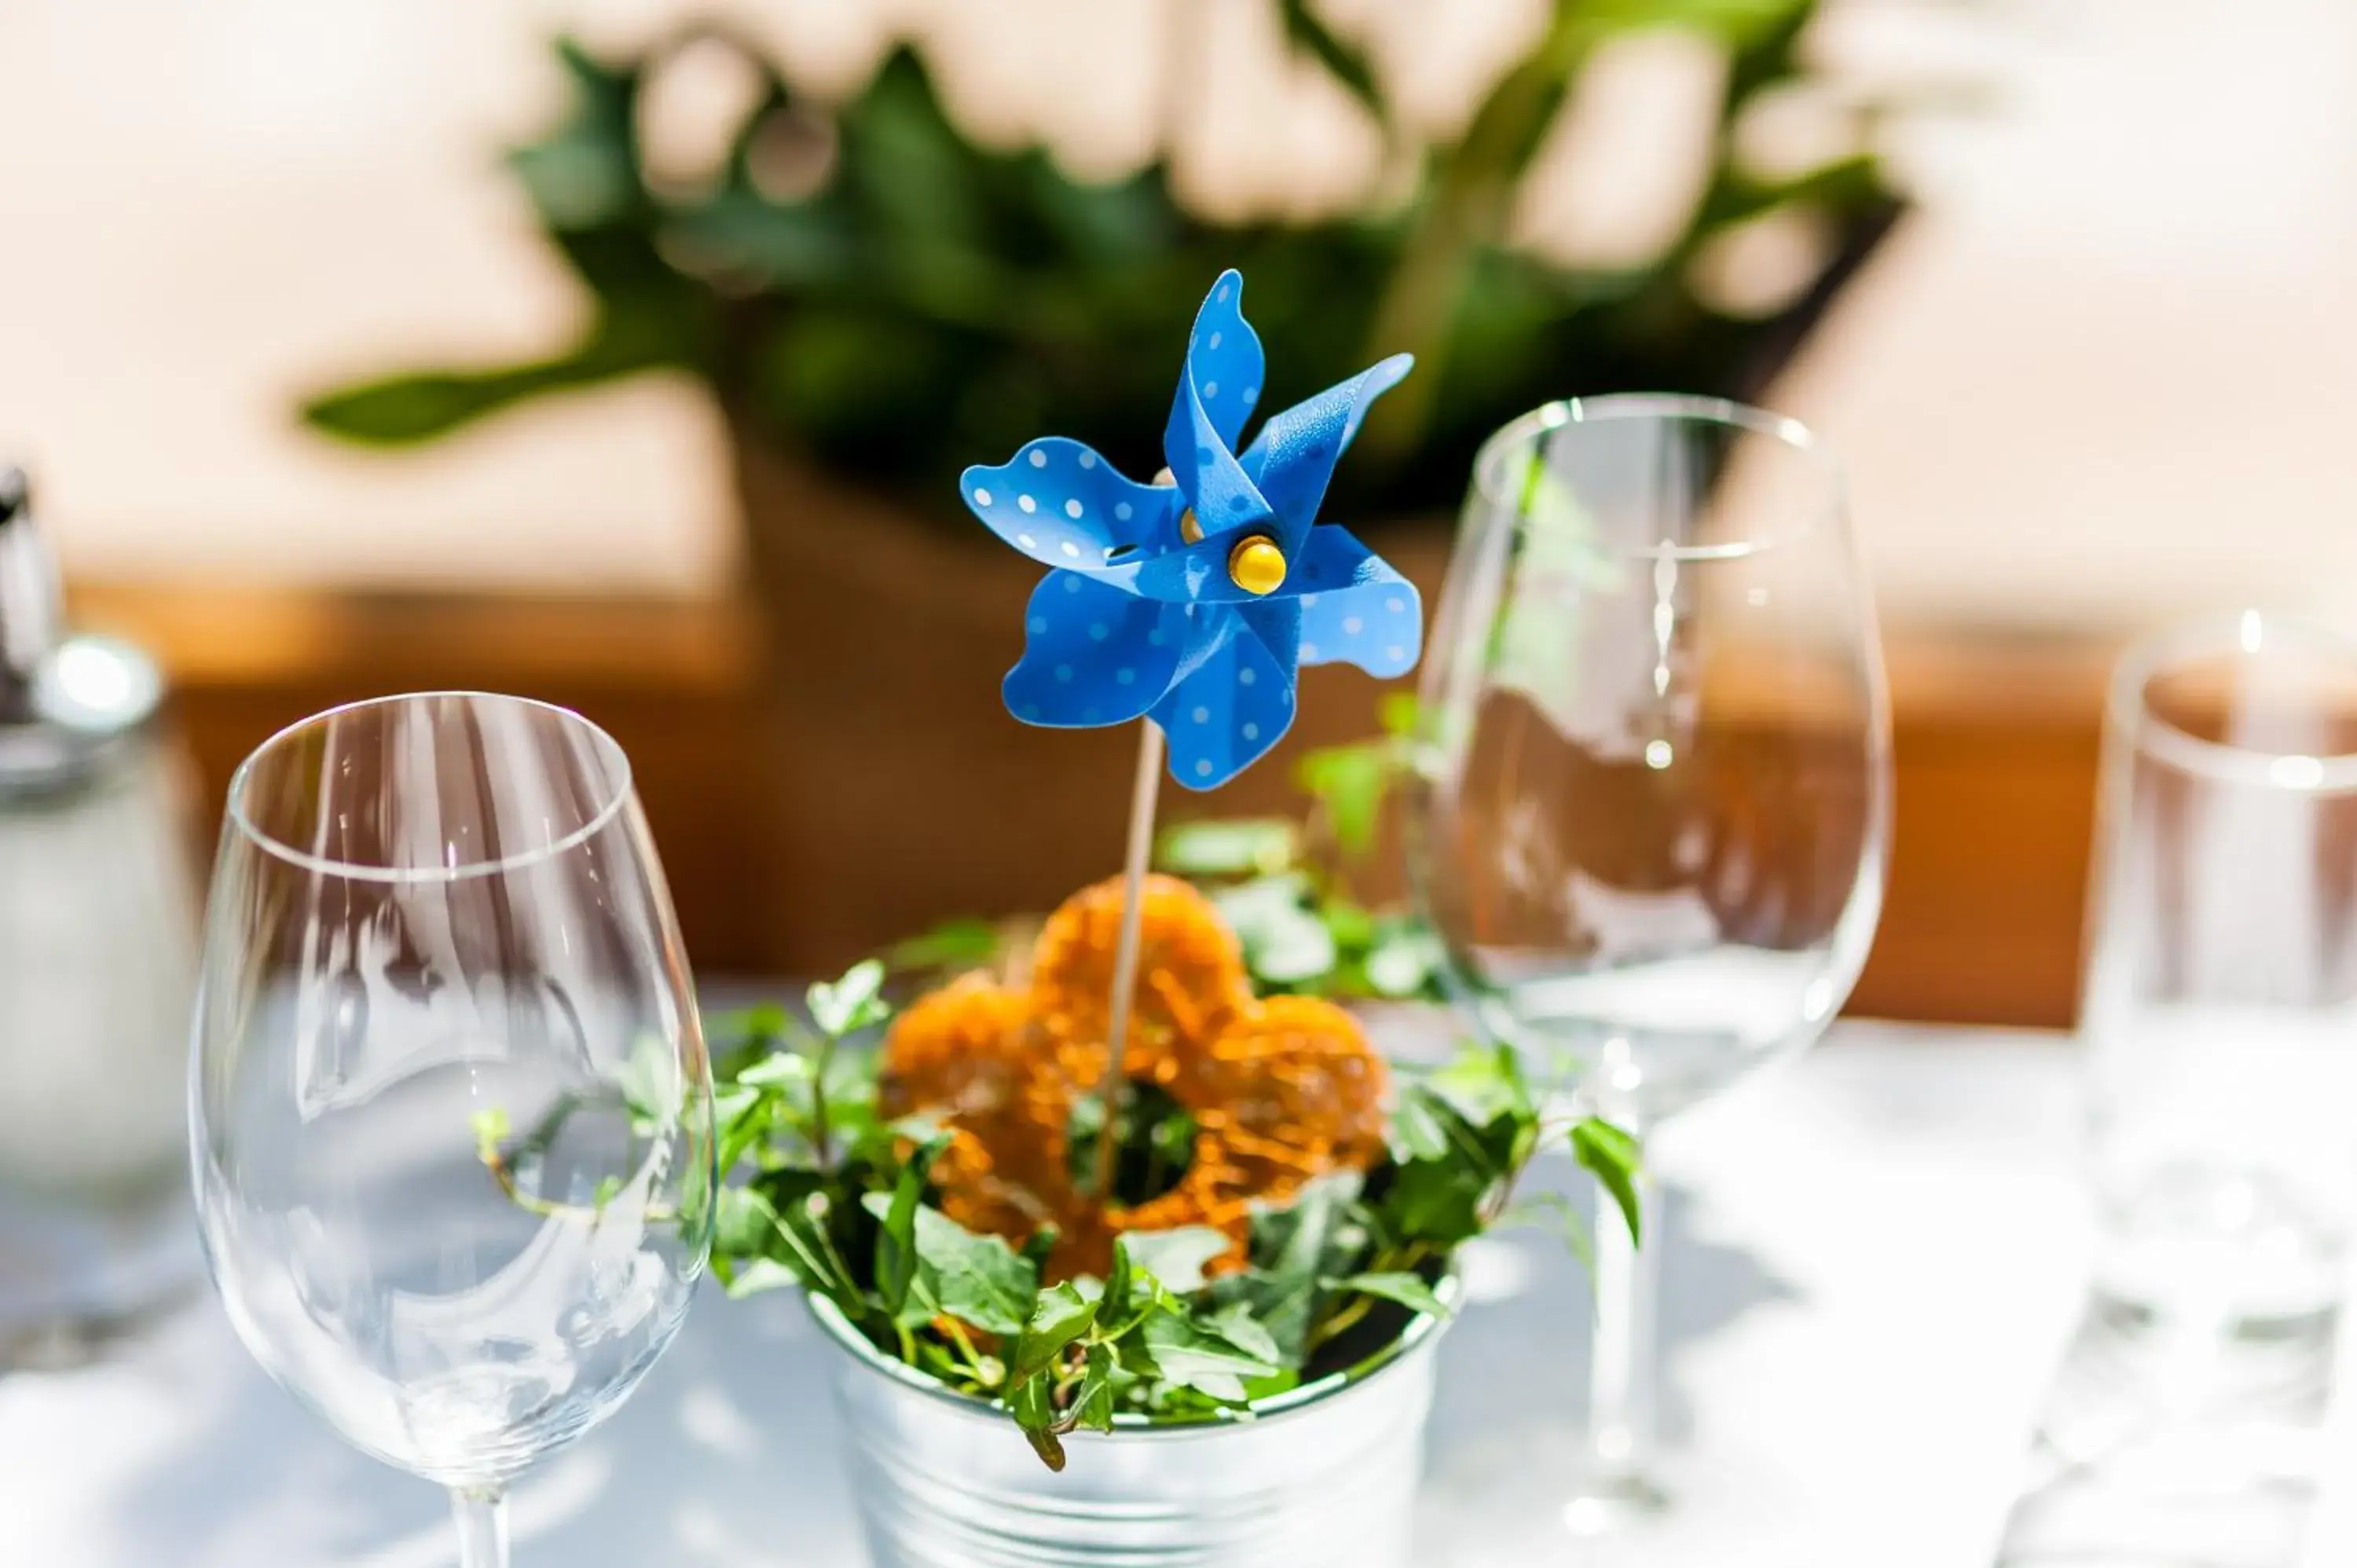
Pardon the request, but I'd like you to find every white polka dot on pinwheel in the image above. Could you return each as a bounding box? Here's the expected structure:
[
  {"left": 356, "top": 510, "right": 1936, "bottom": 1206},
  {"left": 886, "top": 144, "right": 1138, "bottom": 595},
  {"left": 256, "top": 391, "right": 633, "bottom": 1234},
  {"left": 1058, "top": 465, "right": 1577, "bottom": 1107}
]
[
  {"left": 962, "top": 439, "right": 1171, "bottom": 570},
  {"left": 1290, "top": 531, "right": 1421, "bottom": 677}
]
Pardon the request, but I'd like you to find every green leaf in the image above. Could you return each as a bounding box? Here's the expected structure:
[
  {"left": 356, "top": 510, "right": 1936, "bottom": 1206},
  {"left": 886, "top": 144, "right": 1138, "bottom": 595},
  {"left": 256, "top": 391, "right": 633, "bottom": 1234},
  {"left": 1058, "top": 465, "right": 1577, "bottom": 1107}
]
[
  {"left": 1379, "top": 1086, "right": 1523, "bottom": 1248},
  {"left": 468, "top": 1106, "right": 510, "bottom": 1163},
  {"left": 1322, "top": 1271, "right": 1452, "bottom": 1320},
  {"left": 1582, "top": 0, "right": 1809, "bottom": 46},
  {"left": 1239, "top": 1172, "right": 1360, "bottom": 1365},
  {"left": 862, "top": 1195, "right": 1039, "bottom": 1335},
  {"left": 1571, "top": 1117, "right": 1644, "bottom": 1247},
  {"left": 875, "top": 1134, "right": 951, "bottom": 1316},
  {"left": 504, "top": 38, "right": 644, "bottom": 229},
  {"left": 712, "top": 1184, "right": 773, "bottom": 1257},
  {"left": 734, "top": 1049, "right": 814, "bottom": 1091},
  {"left": 1200, "top": 1301, "right": 1283, "bottom": 1367},
  {"left": 1116, "top": 1226, "right": 1231, "bottom": 1296},
  {"left": 1102, "top": 1226, "right": 1135, "bottom": 1320},
  {"left": 808, "top": 960, "right": 889, "bottom": 1037},
  {"left": 712, "top": 1083, "right": 772, "bottom": 1177},
  {"left": 616, "top": 1034, "right": 684, "bottom": 1134},
  {"left": 300, "top": 302, "right": 693, "bottom": 447},
  {"left": 1321, "top": 898, "right": 1376, "bottom": 953},
  {"left": 1427, "top": 1039, "right": 1536, "bottom": 1125},
  {"left": 1296, "top": 736, "right": 1395, "bottom": 860},
  {"left": 1070, "top": 1342, "right": 1119, "bottom": 1433},
  {"left": 1388, "top": 1086, "right": 1452, "bottom": 1162},
  {"left": 1362, "top": 925, "right": 1442, "bottom": 998},
  {"left": 720, "top": 1257, "right": 805, "bottom": 1299},
  {"left": 1212, "top": 876, "right": 1337, "bottom": 987},
  {"left": 1011, "top": 1280, "right": 1100, "bottom": 1385},
  {"left": 885, "top": 918, "right": 1003, "bottom": 973},
  {"left": 1277, "top": 0, "right": 1389, "bottom": 131},
  {"left": 1139, "top": 1308, "right": 1283, "bottom": 1405},
  {"left": 1153, "top": 818, "right": 1300, "bottom": 879},
  {"left": 1009, "top": 1374, "right": 1066, "bottom": 1471},
  {"left": 733, "top": 1186, "right": 858, "bottom": 1300},
  {"left": 706, "top": 1002, "right": 790, "bottom": 1050}
]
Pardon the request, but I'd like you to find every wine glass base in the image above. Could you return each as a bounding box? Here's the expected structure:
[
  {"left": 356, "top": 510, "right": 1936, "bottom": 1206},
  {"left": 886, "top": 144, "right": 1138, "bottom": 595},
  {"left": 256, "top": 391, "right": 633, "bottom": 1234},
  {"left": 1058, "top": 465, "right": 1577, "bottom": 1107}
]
[
  {"left": 1560, "top": 1470, "right": 1672, "bottom": 1537},
  {"left": 1424, "top": 1427, "right": 1818, "bottom": 1568}
]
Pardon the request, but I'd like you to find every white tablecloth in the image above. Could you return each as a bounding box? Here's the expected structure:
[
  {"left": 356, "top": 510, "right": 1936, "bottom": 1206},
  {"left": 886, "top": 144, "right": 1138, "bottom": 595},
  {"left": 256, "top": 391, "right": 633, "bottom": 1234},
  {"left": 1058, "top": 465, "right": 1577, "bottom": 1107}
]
[{"left": 0, "top": 1024, "right": 2341, "bottom": 1566}]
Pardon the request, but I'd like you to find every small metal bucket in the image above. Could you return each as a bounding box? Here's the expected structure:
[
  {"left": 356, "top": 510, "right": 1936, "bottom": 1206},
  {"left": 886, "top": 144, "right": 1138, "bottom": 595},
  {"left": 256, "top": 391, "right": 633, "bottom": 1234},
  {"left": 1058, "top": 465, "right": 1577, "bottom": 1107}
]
[{"left": 810, "top": 1283, "right": 1455, "bottom": 1568}]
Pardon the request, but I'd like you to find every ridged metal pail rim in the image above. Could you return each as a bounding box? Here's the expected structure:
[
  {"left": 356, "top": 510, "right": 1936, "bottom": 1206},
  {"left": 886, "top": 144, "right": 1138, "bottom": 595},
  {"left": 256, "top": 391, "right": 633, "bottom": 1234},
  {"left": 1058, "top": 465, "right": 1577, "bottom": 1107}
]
[{"left": 807, "top": 1268, "right": 1460, "bottom": 1438}]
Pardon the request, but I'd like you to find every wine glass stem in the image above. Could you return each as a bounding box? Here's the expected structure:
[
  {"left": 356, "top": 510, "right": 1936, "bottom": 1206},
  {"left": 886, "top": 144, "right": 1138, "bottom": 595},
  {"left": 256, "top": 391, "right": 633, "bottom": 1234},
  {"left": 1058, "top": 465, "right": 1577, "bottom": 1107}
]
[
  {"left": 1587, "top": 1165, "right": 1660, "bottom": 1494},
  {"left": 450, "top": 1486, "right": 509, "bottom": 1568}
]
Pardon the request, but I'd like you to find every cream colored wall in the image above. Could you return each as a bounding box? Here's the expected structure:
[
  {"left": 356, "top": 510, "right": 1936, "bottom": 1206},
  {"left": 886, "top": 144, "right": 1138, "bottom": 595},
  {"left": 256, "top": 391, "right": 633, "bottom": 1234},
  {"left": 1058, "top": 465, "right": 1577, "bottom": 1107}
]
[
  {"left": 2, "top": 0, "right": 2351, "bottom": 633},
  {"left": 1785, "top": 0, "right": 2357, "bottom": 635}
]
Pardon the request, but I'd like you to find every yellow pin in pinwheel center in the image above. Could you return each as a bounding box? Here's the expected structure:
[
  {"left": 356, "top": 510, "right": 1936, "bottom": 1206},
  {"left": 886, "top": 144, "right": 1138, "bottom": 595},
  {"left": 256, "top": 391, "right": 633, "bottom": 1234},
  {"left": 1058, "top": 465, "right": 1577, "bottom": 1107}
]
[{"left": 1227, "top": 536, "right": 1287, "bottom": 595}]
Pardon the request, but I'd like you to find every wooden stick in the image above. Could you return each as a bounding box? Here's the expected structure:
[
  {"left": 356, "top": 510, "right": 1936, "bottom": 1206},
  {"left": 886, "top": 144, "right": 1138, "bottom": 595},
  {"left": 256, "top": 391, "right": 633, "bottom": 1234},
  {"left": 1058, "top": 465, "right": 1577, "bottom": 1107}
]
[{"left": 1091, "top": 720, "right": 1164, "bottom": 1201}]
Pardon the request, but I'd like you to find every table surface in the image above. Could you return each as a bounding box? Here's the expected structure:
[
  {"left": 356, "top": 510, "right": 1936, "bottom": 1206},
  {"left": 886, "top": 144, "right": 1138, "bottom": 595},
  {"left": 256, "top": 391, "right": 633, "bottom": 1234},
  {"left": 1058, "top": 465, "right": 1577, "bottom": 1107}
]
[{"left": 2, "top": 1023, "right": 2345, "bottom": 1568}]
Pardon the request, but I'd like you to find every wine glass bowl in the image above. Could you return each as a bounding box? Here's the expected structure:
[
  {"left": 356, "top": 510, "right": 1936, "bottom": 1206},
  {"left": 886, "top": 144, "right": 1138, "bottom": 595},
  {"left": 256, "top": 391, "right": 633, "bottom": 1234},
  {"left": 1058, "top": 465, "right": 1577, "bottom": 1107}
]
[
  {"left": 1407, "top": 396, "right": 1890, "bottom": 1538},
  {"left": 1413, "top": 394, "right": 1888, "bottom": 1125},
  {"left": 189, "top": 693, "right": 714, "bottom": 1558}
]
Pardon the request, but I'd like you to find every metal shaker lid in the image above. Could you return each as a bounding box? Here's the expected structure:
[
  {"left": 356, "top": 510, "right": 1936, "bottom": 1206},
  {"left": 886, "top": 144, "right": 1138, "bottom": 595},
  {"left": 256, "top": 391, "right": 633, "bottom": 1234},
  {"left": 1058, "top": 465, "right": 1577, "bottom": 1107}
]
[{"left": 0, "top": 469, "right": 165, "bottom": 792}]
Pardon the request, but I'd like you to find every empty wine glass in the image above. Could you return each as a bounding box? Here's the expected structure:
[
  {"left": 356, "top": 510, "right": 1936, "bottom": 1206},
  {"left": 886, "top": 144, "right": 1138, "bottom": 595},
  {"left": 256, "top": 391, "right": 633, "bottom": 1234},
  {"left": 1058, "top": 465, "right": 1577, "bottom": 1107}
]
[
  {"left": 189, "top": 693, "right": 715, "bottom": 1567},
  {"left": 1408, "top": 397, "right": 1890, "bottom": 1543}
]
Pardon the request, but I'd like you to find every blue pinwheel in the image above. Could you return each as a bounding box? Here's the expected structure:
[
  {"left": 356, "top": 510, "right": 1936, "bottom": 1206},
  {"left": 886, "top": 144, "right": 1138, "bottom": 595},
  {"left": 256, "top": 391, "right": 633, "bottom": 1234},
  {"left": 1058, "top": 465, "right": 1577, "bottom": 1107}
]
[{"left": 959, "top": 271, "right": 1424, "bottom": 789}]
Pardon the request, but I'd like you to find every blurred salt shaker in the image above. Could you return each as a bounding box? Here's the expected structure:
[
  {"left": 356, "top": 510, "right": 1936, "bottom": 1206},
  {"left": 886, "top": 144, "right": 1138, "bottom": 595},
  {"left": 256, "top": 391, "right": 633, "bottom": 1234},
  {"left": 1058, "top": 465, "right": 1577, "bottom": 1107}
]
[{"left": 0, "top": 467, "right": 201, "bottom": 1351}]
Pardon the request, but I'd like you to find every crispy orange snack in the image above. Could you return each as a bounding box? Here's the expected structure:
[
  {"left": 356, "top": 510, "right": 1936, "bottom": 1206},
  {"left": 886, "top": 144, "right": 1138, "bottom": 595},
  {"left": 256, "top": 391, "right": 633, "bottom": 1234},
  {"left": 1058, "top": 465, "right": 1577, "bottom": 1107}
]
[
  {"left": 880, "top": 876, "right": 1389, "bottom": 1280},
  {"left": 876, "top": 974, "right": 1062, "bottom": 1240},
  {"left": 1031, "top": 873, "right": 1248, "bottom": 1062}
]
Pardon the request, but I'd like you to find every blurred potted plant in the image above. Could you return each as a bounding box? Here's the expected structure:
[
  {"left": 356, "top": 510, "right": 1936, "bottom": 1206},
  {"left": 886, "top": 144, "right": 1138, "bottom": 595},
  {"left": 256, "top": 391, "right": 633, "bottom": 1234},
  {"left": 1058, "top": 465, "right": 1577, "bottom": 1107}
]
[{"left": 302, "top": 2, "right": 1898, "bottom": 965}]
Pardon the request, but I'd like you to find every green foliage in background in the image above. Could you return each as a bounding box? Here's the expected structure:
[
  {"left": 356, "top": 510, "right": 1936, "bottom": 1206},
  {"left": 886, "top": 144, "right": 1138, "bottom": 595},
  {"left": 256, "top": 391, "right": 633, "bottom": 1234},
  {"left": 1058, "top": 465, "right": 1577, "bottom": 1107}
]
[
  {"left": 303, "top": 1, "right": 1897, "bottom": 528},
  {"left": 897, "top": 691, "right": 1442, "bottom": 1003},
  {"left": 1156, "top": 692, "right": 1444, "bottom": 1002}
]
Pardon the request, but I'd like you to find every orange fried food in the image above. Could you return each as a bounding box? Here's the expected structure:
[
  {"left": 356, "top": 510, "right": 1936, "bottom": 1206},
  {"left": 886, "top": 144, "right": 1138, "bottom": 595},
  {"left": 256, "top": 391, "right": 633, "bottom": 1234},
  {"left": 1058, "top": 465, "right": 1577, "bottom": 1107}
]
[
  {"left": 1178, "top": 995, "right": 1391, "bottom": 1195},
  {"left": 1032, "top": 874, "right": 1248, "bottom": 1064},
  {"left": 882, "top": 877, "right": 1390, "bottom": 1283},
  {"left": 878, "top": 974, "right": 1066, "bottom": 1238}
]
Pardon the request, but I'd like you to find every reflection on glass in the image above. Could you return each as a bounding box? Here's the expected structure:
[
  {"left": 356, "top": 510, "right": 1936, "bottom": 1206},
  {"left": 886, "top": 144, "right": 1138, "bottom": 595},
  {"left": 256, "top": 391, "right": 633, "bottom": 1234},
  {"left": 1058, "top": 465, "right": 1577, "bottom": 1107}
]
[
  {"left": 2083, "top": 615, "right": 2357, "bottom": 1345},
  {"left": 190, "top": 693, "right": 714, "bottom": 1568},
  {"left": 1409, "top": 396, "right": 1890, "bottom": 1541}
]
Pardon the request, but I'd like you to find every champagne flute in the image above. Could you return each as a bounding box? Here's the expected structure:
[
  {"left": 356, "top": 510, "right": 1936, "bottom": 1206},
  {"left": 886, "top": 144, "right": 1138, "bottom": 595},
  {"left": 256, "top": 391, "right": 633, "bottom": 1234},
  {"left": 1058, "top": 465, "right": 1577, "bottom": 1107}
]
[
  {"left": 189, "top": 693, "right": 715, "bottom": 1567},
  {"left": 1408, "top": 397, "right": 1890, "bottom": 1537}
]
